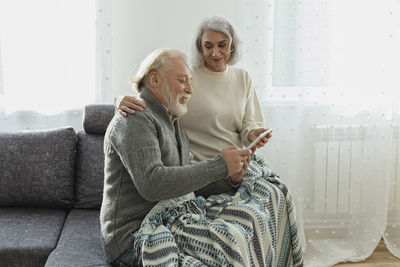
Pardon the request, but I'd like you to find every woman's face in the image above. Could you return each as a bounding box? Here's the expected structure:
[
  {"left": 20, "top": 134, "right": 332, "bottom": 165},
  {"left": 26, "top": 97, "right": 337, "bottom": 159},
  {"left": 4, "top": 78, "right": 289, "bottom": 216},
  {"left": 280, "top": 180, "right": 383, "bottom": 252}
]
[{"left": 200, "top": 29, "right": 232, "bottom": 72}]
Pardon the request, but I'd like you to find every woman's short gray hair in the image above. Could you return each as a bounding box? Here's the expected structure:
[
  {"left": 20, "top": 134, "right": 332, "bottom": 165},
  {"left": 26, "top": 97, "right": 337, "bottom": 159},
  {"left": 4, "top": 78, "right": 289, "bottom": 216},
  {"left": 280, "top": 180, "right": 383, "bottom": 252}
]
[
  {"left": 191, "top": 16, "right": 241, "bottom": 68},
  {"left": 131, "top": 48, "right": 187, "bottom": 92}
]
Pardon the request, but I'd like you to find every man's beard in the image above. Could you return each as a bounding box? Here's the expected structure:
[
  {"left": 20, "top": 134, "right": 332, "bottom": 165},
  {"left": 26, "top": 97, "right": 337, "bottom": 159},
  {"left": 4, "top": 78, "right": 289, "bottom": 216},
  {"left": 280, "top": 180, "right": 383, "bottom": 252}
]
[{"left": 161, "top": 81, "right": 191, "bottom": 117}]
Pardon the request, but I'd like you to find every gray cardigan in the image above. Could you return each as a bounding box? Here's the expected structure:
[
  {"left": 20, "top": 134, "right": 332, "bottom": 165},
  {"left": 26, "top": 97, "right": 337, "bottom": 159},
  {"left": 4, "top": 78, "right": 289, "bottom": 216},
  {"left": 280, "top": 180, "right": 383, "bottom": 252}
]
[{"left": 100, "top": 88, "right": 230, "bottom": 262}]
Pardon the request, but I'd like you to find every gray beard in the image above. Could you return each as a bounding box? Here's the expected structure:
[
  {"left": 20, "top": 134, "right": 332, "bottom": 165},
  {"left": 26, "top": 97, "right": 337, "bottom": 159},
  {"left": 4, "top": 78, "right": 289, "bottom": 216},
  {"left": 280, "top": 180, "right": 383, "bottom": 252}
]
[{"left": 161, "top": 81, "right": 188, "bottom": 117}]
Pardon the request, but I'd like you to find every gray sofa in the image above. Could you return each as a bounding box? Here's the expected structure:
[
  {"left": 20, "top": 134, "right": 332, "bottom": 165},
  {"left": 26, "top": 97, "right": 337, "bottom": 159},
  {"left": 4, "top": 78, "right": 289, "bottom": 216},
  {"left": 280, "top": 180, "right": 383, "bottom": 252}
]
[{"left": 0, "top": 105, "right": 115, "bottom": 267}]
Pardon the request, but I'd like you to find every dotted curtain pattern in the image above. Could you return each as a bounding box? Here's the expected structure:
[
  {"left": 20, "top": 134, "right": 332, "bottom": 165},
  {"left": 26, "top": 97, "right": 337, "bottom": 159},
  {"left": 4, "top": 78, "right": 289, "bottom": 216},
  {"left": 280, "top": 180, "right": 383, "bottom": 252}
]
[
  {"left": 96, "top": 0, "right": 112, "bottom": 104},
  {"left": 237, "top": 0, "right": 400, "bottom": 266}
]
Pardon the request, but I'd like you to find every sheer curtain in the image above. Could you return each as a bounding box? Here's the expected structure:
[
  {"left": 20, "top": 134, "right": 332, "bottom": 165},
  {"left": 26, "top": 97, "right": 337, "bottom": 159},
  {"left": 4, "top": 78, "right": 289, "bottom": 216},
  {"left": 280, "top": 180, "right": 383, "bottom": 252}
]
[
  {"left": 238, "top": 0, "right": 400, "bottom": 266},
  {"left": 0, "top": 0, "right": 97, "bottom": 132}
]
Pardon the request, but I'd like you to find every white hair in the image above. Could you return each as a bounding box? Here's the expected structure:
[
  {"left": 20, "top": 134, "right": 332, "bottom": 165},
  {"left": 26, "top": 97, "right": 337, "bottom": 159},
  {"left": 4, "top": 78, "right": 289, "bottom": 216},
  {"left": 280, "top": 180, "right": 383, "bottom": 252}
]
[
  {"left": 131, "top": 48, "right": 187, "bottom": 92},
  {"left": 191, "top": 16, "right": 242, "bottom": 68}
]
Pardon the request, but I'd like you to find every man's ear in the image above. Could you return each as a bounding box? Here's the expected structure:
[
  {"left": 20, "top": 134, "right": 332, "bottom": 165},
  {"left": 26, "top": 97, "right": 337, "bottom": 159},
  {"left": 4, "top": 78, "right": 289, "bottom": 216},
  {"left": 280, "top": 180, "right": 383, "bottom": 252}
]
[{"left": 149, "top": 71, "right": 161, "bottom": 87}]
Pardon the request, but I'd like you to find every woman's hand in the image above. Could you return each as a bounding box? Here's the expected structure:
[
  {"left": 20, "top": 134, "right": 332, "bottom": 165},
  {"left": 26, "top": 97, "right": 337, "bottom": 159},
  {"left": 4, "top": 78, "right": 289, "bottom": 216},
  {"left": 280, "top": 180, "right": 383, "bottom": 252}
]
[
  {"left": 116, "top": 96, "right": 146, "bottom": 117},
  {"left": 248, "top": 128, "right": 273, "bottom": 152}
]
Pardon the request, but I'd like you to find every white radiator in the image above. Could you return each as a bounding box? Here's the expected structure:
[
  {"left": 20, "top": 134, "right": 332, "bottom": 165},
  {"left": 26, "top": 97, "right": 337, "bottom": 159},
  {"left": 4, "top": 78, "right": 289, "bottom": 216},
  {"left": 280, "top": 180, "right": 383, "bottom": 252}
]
[
  {"left": 313, "top": 125, "right": 365, "bottom": 215},
  {"left": 312, "top": 124, "right": 399, "bottom": 215}
]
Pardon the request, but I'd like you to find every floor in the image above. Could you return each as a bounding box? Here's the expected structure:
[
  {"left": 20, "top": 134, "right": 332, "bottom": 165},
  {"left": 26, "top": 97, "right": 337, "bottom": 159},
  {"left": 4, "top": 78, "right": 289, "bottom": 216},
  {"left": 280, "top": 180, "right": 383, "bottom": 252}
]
[{"left": 333, "top": 239, "right": 400, "bottom": 266}]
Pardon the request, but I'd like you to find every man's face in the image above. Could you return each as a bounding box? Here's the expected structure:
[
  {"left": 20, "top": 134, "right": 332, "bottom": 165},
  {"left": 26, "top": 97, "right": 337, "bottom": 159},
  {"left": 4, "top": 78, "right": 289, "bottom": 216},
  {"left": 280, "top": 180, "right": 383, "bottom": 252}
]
[{"left": 160, "top": 57, "right": 193, "bottom": 117}]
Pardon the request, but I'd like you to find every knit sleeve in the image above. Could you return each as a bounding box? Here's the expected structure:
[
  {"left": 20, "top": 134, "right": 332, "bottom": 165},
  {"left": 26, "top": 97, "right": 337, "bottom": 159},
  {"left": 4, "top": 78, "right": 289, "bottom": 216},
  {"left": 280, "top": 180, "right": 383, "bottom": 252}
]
[
  {"left": 239, "top": 71, "right": 265, "bottom": 146},
  {"left": 109, "top": 114, "right": 229, "bottom": 202}
]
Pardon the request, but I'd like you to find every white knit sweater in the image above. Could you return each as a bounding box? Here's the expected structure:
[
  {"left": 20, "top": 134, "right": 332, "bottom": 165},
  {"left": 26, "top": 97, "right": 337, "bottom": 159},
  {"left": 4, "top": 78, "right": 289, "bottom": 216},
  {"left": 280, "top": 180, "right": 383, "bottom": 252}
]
[{"left": 180, "top": 65, "right": 264, "bottom": 161}]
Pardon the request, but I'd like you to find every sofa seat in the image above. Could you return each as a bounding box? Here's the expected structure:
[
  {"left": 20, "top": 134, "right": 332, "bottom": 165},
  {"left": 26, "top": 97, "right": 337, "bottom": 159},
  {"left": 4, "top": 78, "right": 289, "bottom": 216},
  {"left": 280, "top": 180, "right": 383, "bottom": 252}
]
[
  {"left": 0, "top": 208, "right": 67, "bottom": 267},
  {"left": 45, "top": 209, "right": 111, "bottom": 267}
]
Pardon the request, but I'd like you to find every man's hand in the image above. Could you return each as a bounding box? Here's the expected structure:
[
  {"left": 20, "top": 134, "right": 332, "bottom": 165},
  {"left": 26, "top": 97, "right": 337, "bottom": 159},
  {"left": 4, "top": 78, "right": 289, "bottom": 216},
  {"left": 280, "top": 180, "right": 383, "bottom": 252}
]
[
  {"left": 248, "top": 128, "right": 273, "bottom": 152},
  {"left": 229, "top": 153, "right": 251, "bottom": 184},
  {"left": 221, "top": 146, "right": 252, "bottom": 183},
  {"left": 116, "top": 95, "right": 146, "bottom": 117}
]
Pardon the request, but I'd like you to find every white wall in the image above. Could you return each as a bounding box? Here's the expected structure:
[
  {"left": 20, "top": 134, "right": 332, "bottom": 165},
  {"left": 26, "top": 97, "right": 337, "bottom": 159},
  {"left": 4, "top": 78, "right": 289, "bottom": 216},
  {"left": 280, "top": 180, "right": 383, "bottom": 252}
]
[{"left": 111, "top": 0, "right": 270, "bottom": 98}]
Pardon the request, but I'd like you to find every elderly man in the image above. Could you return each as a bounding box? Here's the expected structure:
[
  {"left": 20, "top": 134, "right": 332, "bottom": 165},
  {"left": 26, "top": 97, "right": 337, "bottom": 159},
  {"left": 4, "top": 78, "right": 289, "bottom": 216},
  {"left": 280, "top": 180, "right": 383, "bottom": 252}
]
[{"left": 100, "top": 48, "right": 252, "bottom": 266}]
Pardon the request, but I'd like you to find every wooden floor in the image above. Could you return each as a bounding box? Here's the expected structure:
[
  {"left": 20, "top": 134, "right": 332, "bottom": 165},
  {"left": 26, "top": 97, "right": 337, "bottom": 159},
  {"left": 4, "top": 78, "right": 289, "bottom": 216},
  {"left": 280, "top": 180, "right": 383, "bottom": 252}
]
[{"left": 334, "top": 239, "right": 400, "bottom": 266}]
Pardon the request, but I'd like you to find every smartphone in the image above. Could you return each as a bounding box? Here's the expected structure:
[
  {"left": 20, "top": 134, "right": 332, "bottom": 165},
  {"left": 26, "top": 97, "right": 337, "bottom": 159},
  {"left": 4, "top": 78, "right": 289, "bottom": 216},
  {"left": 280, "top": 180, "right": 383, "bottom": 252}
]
[{"left": 246, "top": 128, "right": 273, "bottom": 149}]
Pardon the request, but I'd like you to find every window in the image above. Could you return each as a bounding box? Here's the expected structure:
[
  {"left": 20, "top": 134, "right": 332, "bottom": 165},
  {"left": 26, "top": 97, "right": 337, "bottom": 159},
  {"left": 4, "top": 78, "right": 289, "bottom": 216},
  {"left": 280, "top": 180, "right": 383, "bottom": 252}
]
[{"left": 0, "top": 0, "right": 95, "bottom": 115}]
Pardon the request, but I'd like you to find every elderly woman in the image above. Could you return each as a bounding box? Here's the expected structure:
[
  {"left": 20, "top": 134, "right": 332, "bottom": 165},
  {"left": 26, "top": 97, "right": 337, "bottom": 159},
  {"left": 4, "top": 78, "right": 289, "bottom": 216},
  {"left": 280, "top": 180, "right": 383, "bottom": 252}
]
[{"left": 117, "top": 16, "right": 271, "bottom": 163}]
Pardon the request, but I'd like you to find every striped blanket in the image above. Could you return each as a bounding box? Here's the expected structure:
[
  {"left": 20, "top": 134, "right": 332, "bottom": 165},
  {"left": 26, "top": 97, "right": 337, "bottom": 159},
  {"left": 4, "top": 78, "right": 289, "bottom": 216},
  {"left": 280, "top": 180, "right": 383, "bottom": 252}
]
[{"left": 132, "top": 155, "right": 303, "bottom": 266}]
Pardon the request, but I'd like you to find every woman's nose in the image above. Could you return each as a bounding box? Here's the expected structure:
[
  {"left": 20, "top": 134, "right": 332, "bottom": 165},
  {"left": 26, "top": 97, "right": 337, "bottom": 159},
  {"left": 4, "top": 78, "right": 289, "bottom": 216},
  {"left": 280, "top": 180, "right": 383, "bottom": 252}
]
[{"left": 212, "top": 47, "right": 220, "bottom": 56}]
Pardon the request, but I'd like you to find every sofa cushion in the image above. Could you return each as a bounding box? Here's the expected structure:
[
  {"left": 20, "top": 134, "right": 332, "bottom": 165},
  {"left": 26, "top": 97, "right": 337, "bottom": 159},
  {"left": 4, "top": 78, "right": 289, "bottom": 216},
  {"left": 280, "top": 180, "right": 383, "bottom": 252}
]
[
  {"left": 83, "top": 104, "right": 114, "bottom": 134},
  {"left": 74, "top": 132, "right": 105, "bottom": 209},
  {"left": 45, "top": 209, "right": 111, "bottom": 267},
  {"left": 0, "top": 208, "right": 67, "bottom": 267},
  {"left": 0, "top": 127, "right": 76, "bottom": 208}
]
